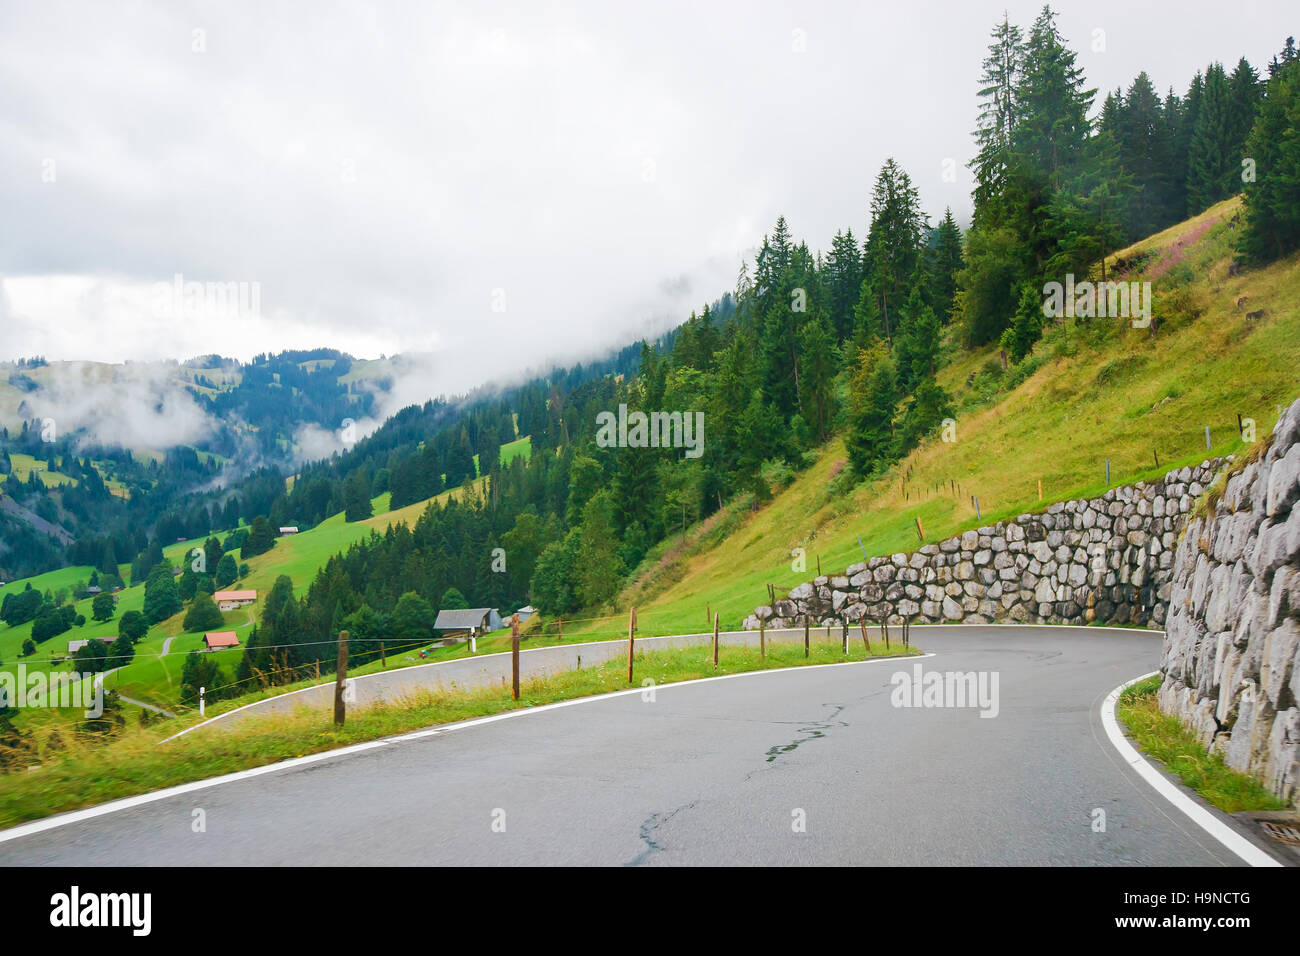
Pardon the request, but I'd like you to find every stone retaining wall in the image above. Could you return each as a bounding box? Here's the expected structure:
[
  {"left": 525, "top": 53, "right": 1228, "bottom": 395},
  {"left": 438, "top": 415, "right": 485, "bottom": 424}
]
[
  {"left": 1160, "top": 399, "right": 1300, "bottom": 807},
  {"left": 744, "top": 459, "right": 1225, "bottom": 632}
]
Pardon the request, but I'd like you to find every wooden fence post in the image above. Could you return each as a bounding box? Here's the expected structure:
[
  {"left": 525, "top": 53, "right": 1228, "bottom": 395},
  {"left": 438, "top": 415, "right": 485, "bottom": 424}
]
[
  {"left": 627, "top": 606, "right": 636, "bottom": 684},
  {"left": 713, "top": 613, "right": 720, "bottom": 668},
  {"left": 380, "top": 640, "right": 386, "bottom": 668},
  {"left": 860, "top": 619, "right": 871, "bottom": 655},
  {"left": 333, "top": 629, "right": 349, "bottom": 726},
  {"left": 882, "top": 619, "right": 890, "bottom": 650},
  {"left": 511, "top": 615, "right": 520, "bottom": 700},
  {"left": 760, "top": 617, "right": 766, "bottom": 660},
  {"left": 841, "top": 618, "right": 847, "bottom": 654},
  {"left": 804, "top": 619, "right": 810, "bottom": 658}
]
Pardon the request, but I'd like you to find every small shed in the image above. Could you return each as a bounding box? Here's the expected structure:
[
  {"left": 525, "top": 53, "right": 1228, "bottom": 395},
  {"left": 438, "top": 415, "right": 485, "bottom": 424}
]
[
  {"left": 433, "top": 607, "right": 503, "bottom": 639},
  {"left": 202, "top": 631, "right": 240, "bottom": 651}
]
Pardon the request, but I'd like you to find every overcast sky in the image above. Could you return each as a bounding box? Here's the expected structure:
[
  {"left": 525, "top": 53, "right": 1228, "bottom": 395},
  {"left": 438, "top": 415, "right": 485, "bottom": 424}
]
[{"left": 1, "top": 0, "right": 1293, "bottom": 397}]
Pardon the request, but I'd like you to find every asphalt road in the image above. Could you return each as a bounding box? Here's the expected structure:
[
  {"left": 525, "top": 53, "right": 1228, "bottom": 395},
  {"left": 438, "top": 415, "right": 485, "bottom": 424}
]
[
  {"left": 166, "top": 626, "right": 834, "bottom": 736},
  {"left": 0, "top": 626, "right": 1258, "bottom": 865}
]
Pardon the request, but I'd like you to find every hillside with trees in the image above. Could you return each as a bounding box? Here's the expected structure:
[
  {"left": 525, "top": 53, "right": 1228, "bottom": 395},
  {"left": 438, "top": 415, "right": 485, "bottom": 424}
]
[{"left": 2, "top": 9, "right": 1298, "bottom": 708}]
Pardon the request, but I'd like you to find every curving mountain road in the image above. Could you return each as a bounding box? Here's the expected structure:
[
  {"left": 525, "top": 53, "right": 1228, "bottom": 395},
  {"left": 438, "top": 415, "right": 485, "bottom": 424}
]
[{"left": 0, "top": 625, "right": 1274, "bottom": 866}]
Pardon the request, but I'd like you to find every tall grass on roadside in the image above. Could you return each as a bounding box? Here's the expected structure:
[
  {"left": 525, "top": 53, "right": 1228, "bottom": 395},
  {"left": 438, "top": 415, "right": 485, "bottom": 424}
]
[{"left": 1116, "top": 674, "right": 1285, "bottom": 814}]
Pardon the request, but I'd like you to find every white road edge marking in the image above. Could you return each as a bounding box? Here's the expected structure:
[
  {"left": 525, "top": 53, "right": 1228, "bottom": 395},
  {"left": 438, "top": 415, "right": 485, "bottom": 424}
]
[
  {"left": 0, "top": 652, "right": 931, "bottom": 845},
  {"left": 1101, "top": 672, "right": 1281, "bottom": 868}
]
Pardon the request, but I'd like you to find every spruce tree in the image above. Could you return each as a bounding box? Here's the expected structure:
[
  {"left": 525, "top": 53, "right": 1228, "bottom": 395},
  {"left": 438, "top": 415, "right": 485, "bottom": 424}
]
[
  {"left": 343, "top": 471, "right": 373, "bottom": 522},
  {"left": 824, "top": 229, "right": 864, "bottom": 341},
  {"left": 1187, "top": 63, "right": 1238, "bottom": 211},
  {"left": 894, "top": 280, "right": 941, "bottom": 394},
  {"left": 864, "top": 158, "right": 926, "bottom": 342},
  {"left": 1015, "top": 7, "right": 1094, "bottom": 187},
  {"left": 971, "top": 14, "right": 1024, "bottom": 228},
  {"left": 796, "top": 315, "right": 837, "bottom": 443},
  {"left": 1115, "top": 72, "right": 1177, "bottom": 234},
  {"left": 899, "top": 377, "right": 955, "bottom": 453},
  {"left": 1000, "top": 282, "right": 1045, "bottom": 364},
  {"left": 1241, "top": 58, "right": 1300, "bottom": 263},
  {"left": 927, "top": 209, "right": 964, "bottom": 323},
  {"left": 1227, "top": 57, "right": 1263, "bottom": 157},
  {"left": 214, "top": 553, "right": 239, "bottom": 588},
  {"left": 845, "top": 343, "right": 899, "bottom": 478}
]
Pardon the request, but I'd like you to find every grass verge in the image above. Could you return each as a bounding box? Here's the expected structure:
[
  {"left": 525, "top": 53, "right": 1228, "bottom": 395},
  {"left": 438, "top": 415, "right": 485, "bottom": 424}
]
[
  {"left": 1116, "top": 674, "right": 1285, "bottom": 814},
  {"left": 0, "top": 639, "right": 918, "bottom": 830}
]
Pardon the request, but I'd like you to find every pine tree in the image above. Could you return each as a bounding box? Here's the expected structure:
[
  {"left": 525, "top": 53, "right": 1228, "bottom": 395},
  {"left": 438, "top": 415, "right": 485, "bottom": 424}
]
[
  {"left": 894, "top": 280, "right": 941, "bottom": 394},
  {"left": 1014, "top": 7, "right": 1095, "bottom": 192},
  {"left": 927, "top": 209, "right": 964, "bottom": 323},
  {"left": 1045, "top": 110, "right": 1134, "bottom": 278},
  {"left": 1114, "top": 72, "right": 1177, "bottom": 235},
  {"left": 1187, "top": 63, "right": 1239, "bottom": 211},
  {"left": 242, "top": 515, "right": 274, "bottom": 558},
  {"left": 899, "top": 377, "right": 955, "bottom": 453},
  {"left": 1000, "top": 282, "right": 1045, "bottom": 364},
  {"left": 1173, "top": 71, "right": 1204, "bottom": 217},
  {"left": 731, "top": 390, "right": 783, "bottom": 501},
  {"left": 845, "top": 343, "right": 899, "bottom": 478},
  {"left": 955, "top": 224, "right": 1027, "bottom": 346},
  {"left": 796, "top": 315, "right": 837, "bottom": 443},
  {"left": 850, "top": 277, "right": 882, "bottom": 354},
  {"left": 214, "top": 553, "right": 238, "bottom": 588},
  {"left": 343, "top": 471, "right": 372, "bottom": 522},
  {"left": 1267, "top": 37, "right": 1297, "bottom": 78},
  {"left": 971, "top": 14, "right": 1024, "bottom": 228},
  {"left": 1012, "top": 5, "right": 1096, "bottom": 276},
  {"left": 611, "top": 436, "right": 658, "bottom": 544},
  {"left": 824, "top": 229, "right": 864, "bottom": 340},
  {"left": 1227, "top": 57, "right": 1263, "bottom": 157},
  {"left": 864, "top": 158, "right": 926, "bottom": 343},
  {"left": 1241, "top": 57, "right": 1300, "bottom": 263},
  {"left": 759, "top": 297, "right": 799, "bottom": 420}
]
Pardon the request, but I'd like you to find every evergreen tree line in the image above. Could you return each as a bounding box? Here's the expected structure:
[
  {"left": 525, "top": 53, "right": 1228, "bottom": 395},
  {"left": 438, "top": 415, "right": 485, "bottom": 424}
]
[{"left": 959, "top": 7, "right": 1300, "bottom": 359}]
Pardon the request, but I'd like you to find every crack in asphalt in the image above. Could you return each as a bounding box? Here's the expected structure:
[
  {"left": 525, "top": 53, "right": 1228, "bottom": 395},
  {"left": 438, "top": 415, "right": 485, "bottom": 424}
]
[
  {"left": 760, "top": 702, "right": 849, "bottom": 765},
  {"left": 625, "top": 800, "right": 698, "bottom": 867}
]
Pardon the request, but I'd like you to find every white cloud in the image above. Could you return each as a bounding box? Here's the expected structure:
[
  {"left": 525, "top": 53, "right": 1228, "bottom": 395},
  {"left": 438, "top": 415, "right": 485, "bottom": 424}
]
[
  {"left": 15, "top": 360, "right": 215, "bottom": 451},
  {"left": 0, "top": 0, "right": 1293, "bottom": 406}
]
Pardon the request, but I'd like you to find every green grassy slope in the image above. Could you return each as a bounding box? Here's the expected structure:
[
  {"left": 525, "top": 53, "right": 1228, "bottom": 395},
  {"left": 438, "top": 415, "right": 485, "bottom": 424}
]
[
  {"left": 565, "top": 197, "right": 1300, "bottom": 639},
  {"left": 0, "top": 456, "right": 502, "bottom": 716},
  {"left": 7, "top": 199, "right": 1299, "bottom": 718}
]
